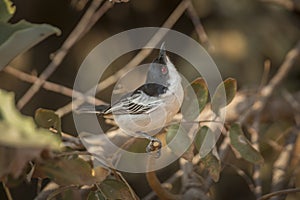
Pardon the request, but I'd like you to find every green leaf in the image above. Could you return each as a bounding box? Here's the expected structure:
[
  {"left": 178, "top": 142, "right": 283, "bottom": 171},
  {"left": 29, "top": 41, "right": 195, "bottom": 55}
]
[
  {"left": 0, "top": 89, "right": 61, "bottom": 179},
  {"left": 229, "top": 123, "right": 264, "bottom": 164},
  {"left": 99, "top": 179, "right": 134, "bottom": 200},
  {"left": 166, "top": 124, "right": 191, "bottom": 157},
  {"left": 0, "top": 20, "right": 61, "bottom": 70},
  {"left": 194, "top": 126, "right": 216, "bottom": 158},
  {"left": 211, "top": 78, "right": 237, "bottom": 114},
  {"left": 35, "top": 108, "right": 62, "bottom": 137},
  {"left": 182, "top": 77, "right": 208, "bottom": 121},
  {"left": 201, "top": 149, "right": 221, "bottom": 182},
  {"left": 0, "top": 0, "right": 16, "bottom": 22},
  {"left": 87, "top": 191, "right": 105, "bottom": 200},
  {"left": 195, "top": 127, "right": 221, "bottom": 181},
  {"left": 34, "top": 157, "right": 109, "bottom": 186}
]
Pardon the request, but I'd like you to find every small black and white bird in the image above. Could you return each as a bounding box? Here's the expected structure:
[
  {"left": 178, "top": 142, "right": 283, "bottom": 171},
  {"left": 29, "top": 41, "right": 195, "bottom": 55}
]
[{"left": 79, "top": 43, "right": 184, "bottom": 156}]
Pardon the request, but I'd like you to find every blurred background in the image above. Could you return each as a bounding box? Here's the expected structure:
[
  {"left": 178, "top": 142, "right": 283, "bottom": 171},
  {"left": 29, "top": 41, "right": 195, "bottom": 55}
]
[{"left": 0, "top": 0, "right": 300, "bottom": 199}]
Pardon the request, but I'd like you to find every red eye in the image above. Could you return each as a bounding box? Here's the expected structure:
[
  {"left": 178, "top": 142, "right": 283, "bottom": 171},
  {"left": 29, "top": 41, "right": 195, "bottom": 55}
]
[{"left": 161, "top": 66, "right": 168, "bottom": 74}]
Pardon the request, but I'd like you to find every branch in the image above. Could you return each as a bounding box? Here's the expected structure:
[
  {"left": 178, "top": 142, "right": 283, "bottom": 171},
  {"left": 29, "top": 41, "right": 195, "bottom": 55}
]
[
  {"left": 3, "top": 66, "right": 104, "bottom": 105},
  {"left": 143, "top": 170, "right": 183, "bottom": 200},
  {"left": 248, "top": 126, "right": 263, "bottom": 197},
  {"left": 186, "top": 0, "right": 214, "bottom": 51},
  {"left": 225, "top": 164, "right": 256, "bottom": 192},
  {"left": 261, "top": 0, "right": 297, "bottom": 11},
  {"left": 2, "top": 182, "right": 13, "bottom": 200},
  {"left": 146, "top": 157, "right": 181, "bottom": 200},
  {"left": 240, "top": 40, "right": 300, "bottom": 123},
  {"left": 270, "top": 127, "right": 299, "bottom": 200},
  {"left": 258, "top": 188, "right": 300, "bottom": 200},
  {"left": 237, "top": 40, "right": 300, "bottom": 197},
  {"left": 56, "top": 0, "right": 191, "bottom": 117},
  {"left": 16, "top": 0, "right": 108, "bottom": 109}
]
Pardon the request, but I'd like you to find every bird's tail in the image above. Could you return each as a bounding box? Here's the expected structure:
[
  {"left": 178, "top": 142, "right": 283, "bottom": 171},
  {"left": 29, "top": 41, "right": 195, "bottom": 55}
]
[{"left": 75, "top": 104, "right": 110, "bottom": 115}]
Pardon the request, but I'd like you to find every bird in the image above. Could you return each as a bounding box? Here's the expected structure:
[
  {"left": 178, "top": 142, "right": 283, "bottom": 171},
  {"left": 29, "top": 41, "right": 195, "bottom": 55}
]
[{"left": 78, "top": 43, "right": 184, "bottom": 157}]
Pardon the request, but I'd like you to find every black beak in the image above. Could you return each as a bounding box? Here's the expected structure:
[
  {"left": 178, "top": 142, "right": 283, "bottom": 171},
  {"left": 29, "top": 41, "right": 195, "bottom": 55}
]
[
  {"left": 155, "top": 42, "right": 167, "bottom": 64},
  {"left": 159, "top": 42, "right": 166, "bottom": 59}
]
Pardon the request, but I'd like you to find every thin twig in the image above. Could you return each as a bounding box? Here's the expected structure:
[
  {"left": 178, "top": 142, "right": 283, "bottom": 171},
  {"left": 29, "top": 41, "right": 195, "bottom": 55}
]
[
  {"left": 225, "top": 164, "right": 256, "bottom": 192},
  {"left": 46, "top": 185, "right": 79, "bottom": 200},
  {"left": 270, "top": 127, "right": 299, "bottom": 200},
  {"left": 259, "top": 59, "right": 271, "bottom": 90},
  {"left": 238, "top": 40, "right": 300, "bottom": 197},
  {"left": 37, "top": 178, "right": 42, "bottom": 195},
  {"left": 282, "top": 89, "right": 300, "bottom": 125},
  {"left": 54, "top": 150, "right": 91, "bottom": 157},
  {"left": 116, "top": 171, "right": 139, "bottom": 200},
  {"left": 4, "top": 66, "right": 104, "bottom": 105},
  {"left": 240, "top": 40, "right": 300, "bottom": 123},
  {"left": 260, "top": 0, "right": 296, "bottom": 11},
  {"left": 248, "top": 125, "right": 263, "bottom": 198},
  {"left": 34, "top": 182, "right": 59, "bottom": 200},
  {"left": 258, "top": 188, "right": 300, "bottom": 200},
  {"left": 17, "top": 0, "right": 106, "bottom": 109},
  {"left": 56, "top": 0, "right": 191, "bottom": 117},
  {"left": 248, "top": 59, "right": 272, "bottom": 197},
  {"left": 186, "top": 0, "right": 214, "bottom": 52},
  {"left": 2, "top": 182, "right": 13, "bottom": 200},
  {"left": 180, "top": 158, "right": 193, "bottom": 194}
]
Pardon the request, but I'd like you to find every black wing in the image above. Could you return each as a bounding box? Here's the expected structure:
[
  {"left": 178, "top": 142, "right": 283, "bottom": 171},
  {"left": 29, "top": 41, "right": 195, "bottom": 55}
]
[{"left": 104, "top": 83, "right": 167, "bottom": 115}]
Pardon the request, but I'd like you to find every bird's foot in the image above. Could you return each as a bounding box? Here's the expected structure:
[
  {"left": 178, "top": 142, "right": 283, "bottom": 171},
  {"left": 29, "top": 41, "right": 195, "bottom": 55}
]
[
  {"left": 136, "top": 132, "right": 162, "bottom": 158},
  {"left": 146, "top": 138, "right": 162, "bottom": 158}
]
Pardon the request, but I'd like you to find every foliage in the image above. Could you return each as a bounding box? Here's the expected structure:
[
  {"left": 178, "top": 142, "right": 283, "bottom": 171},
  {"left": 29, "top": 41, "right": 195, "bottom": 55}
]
[
  {"left": 0, "top": 0, "right": 61, "bottom": 69},
  {"left": 0, "top": 0, "right": 299, "bottom": 199},
  {"left": 0, "top": 90, "right": 61, "bottom": 180}
]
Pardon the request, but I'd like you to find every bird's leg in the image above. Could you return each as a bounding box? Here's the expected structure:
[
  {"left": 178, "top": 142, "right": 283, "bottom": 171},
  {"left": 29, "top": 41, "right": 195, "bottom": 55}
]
[{"left": 137, "top": 132, "right": 162, "bottom": 158}]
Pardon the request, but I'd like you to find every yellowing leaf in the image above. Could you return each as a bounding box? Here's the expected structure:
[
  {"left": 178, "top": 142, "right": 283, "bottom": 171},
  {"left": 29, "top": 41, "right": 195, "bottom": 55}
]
[
  {"left": 34, "top": 157, "right": 109, "bottom": 186},
  {"left": 200, "top": 148, "right": 221, "bottom": 182},
  {"left": 182, "top": 77, "right": 208, "bottom": 121},
  {"left": 0, "top": 90, "right": 61, "bottom": 149},
  {"left": 35, "top": 108, "right": 62, "bottom": 137},
  {"left": 0, "top": 0, "right": 15, "bottom": 22},
  {"left": 195, "top": 126, "right": 221, "bottom": 181},
  {"left": 211, "top": 78, "right": 237, "bottom": 114},
  {"left": 229, "top": 123, "right": 264, "bottom": 164},
  {"left": 0, "top": 89, "right": 61, "bottom": 179}
]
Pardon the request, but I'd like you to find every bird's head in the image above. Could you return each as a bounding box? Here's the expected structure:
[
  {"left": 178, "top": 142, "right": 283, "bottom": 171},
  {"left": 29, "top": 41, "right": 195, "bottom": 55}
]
[{"left": 146, "top": 42, "right": 173, "bottom": 87}]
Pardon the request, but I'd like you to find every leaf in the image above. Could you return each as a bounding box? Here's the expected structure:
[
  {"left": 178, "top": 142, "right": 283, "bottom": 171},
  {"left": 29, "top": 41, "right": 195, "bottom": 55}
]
[
  {"left": 0, "top": 20, "right": 61, "bottom": 70},
  {"left": 34, "top": 157, "right": 109, "bottom": 186},
  {"left": 201, "top": 148, "right": 221, "bottom": 182},
  {"left": 194, "top": 126, "right": 221, "bottom": 181},
  {"left": 0, "top": 89, "right": 61, "bottom": 179},
  {"left": 0, "top": 146, "right": 40, "bottom": 180},
  {"left": 182, "top": 77, "right": 208, "bottom": 121},
  {"left": 0, "top": 0, "right": 16, "bottom": 22},
  {"left": 87, "top": 191, "right": 105, "bottom": 200},
  {"left": 194, "top": 126, "right": 216, "bottom": 158},
  {"left": 35, "top": 108, "right": 62, "bottom": 137},
  {"left": 229, "top": 123, "right": 264, "bottom": 164},
  {"left": 211, "top": 78, "right": 237, "bottom": 114},
  {"left": 166, "top": 124, "right": 191, "bottom": 158},
  {"left": 0, "top": 90, "right": 61, "bottom": 149},
  {"left": 99, "top": 179, "right": 134, "bottom": 200}
]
